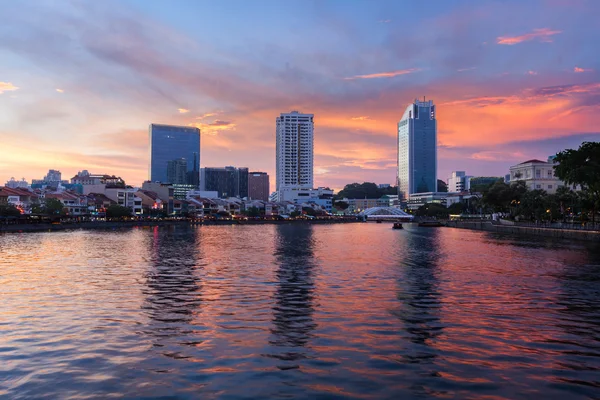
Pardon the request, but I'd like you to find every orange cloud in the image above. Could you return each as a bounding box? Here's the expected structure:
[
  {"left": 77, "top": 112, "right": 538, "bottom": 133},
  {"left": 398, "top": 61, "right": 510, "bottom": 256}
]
[
  {"left": 0, "top": 82, "right": 19, "bottom": 94},
  {"left": 344, "top": 68, "right": 420, "bottom": 80},
  {"left": 496, "top": 28, "right": 562, "bottom": 45},
  {"left": 56, "top": 88, "right": 64, "bottom": 93},
  {"left": 574, "top": 66, "right": 592, "bottom": 73},
  {"left": 178, "top": 108, "right": 190, "bottom": 113},
  {"left": 350, "top": 116, "right": 371, "bottom": 121}
]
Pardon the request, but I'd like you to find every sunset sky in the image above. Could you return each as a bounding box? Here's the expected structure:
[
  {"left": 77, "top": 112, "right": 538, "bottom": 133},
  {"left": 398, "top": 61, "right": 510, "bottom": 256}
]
[{"left": 1, "top": 0, "right": 599, "bottom": 192}]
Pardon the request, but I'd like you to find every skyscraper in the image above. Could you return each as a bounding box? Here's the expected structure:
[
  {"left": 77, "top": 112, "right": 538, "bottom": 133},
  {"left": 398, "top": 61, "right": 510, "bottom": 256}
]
[
  {"left": 149, "top": 124, "right": 200, "bottom": 185},
  {"left": 248, "top": 172, "right": 270, "bottom": 201},
  {"left": 397, "top": 99, "right": 437, "bottom": 200},
  {"left": 166, "top": 158, "right": 188, "bottom": 185},
  {"left": 200, "top": 166, "right": 249, "bottom": 198},
  {"left": 276, "top": 111, "right": 314, "bottom": 195}
]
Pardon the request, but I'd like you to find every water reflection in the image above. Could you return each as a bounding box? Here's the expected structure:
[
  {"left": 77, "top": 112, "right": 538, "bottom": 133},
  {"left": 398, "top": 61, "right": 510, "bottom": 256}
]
[
  {"left": 142, "top": 226, "right": 202, "bottom": 351},
  {"left": 268, "top": 224, "right": 317, "bottom": 366},
  {"left": 393, "top": 228, "right": 444, "bottom": 393}
]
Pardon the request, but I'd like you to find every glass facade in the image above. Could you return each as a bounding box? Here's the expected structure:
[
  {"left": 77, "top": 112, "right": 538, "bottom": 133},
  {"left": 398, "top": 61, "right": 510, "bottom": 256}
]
[
  {"left": 397, "top": 100, "right": 437, "bottom": 200},
  {"left": 149, "top": 124, "right": 200, "bottom": 185},
  {"left": 200, "top": 167, "right": 249, "bottom": 198}
]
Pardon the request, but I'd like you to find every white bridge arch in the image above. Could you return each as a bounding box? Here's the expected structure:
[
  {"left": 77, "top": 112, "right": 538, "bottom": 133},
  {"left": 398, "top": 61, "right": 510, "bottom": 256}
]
[{"left": 357, "top": 207, "right": 414, "bottom": 221}]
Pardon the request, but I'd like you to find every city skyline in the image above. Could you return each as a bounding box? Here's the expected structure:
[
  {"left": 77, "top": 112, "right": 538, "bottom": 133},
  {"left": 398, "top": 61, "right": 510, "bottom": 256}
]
[{"left": 1, "top": 0, "right": 599, "bottom": 191}]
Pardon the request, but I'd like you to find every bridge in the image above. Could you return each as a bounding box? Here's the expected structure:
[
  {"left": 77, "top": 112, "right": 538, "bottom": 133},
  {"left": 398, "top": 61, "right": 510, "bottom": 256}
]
[{"left": 357, "top": 207, "right": 414, "bottom": 221}]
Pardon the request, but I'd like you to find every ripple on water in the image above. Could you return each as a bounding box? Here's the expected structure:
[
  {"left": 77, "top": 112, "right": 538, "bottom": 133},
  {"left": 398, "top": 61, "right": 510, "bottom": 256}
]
[{"left": 0, "top": 224, "right": 599, "bottom": 399}]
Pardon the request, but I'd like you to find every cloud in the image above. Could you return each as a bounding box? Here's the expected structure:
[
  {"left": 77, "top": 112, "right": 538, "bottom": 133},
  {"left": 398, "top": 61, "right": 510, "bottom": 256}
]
[
  {"left": 343, "top": 68, "right": 420, "bottom": 80},
  {"left": 496, "top": 28, "right": 562, "bottom": 45},
  {"left": 527, "top": 70, "right": 538, "bottom": 75},
  {"left": 188, "top": 119, "right": 236, "bottom": 136},
  {"left": 378, "top": 19, "right": 391, "bottom": 23},
  {"left": 457, "top": 67, "right": 476, "bottom": 72},
  {"left": 178, "top": 108, "right": 190, "bottom": 113},
  {"left": 574, "top": 66, "right": 592, "bottom": 73},
  {"left": 56, "top": 88, "right": 64, "bottom": 93},
  {"left": 196, "top": 112, "right": 218, "bottom": 120},
  {"left": 350, "top": 116, "right": 371, "bottom": 121},
  {"left": 470, "top": 151, "right": 527, "bottom": 161},
  {"left": 0, "top": 82, "right": 19, "bottom": 94}
]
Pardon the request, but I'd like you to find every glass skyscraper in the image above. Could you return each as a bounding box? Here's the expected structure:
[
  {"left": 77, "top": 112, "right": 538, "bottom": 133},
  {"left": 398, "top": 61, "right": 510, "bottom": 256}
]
[
  {"left": 149, "top": 124, "right": 200, "bottom": 185},
  {"left": 397, "top": 99, "right": 437, "bottom": 200}
]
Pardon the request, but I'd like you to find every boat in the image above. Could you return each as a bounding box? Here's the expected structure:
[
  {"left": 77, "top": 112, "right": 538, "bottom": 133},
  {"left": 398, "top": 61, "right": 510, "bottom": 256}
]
[
  {"left": 376, "top": 220, "right": 382, "bottom": 223},
  {"left": 418, "top": 221, "right": 444, "bottom": 227},
  {"left": 393, "top": 222, "right": 403, "bottom": 229}
]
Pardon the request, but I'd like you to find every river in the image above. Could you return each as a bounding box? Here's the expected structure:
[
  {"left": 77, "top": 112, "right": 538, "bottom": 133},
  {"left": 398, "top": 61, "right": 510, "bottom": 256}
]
[{"left": 1, "top": 224, "right": 599, "bottom": 399}]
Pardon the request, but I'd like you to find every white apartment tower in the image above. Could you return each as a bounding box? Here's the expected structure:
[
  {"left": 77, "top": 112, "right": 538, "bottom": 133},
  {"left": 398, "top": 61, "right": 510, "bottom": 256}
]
[{"left": 276, "top": 111, "right": 314, "bottom": 193}]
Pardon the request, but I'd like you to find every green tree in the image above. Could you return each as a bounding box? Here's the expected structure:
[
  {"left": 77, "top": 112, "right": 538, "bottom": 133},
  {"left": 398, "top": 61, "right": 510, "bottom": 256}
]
[
  {"left": 106, "top": 205, "right": 132, "bottom": 219},
  {"left": 44, "top": 198, "right": 65, "bottom": 215},
  {"left": 245, "top": 206, "right": 261, "bottom": 218},
  {"left": 0, "top": 204, "right": 21, "bottom": 217},
  {"left": 336, "top": 182, "right": 398, "bottom": 199},
  {"left": 447, "top": 202, "right": 465, "bottom": 215},
  {"left": 302, "top": 207, "right": 317, "bottom": 217},
  {"left": 518, "top": 189, "right": 548, "bottom": 221},
  {"left": 333, "top": 200, "right": 349, "bottom": 210},
  {"left": 416, "top": 203, "right": 448, "bottom": 218},
  {"left": 554, "top": 142, "right": 600, "bottom": 223}
]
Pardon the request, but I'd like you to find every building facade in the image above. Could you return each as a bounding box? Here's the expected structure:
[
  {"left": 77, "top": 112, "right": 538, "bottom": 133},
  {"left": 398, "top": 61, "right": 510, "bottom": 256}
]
[
  {"left": 397, "top": 99, "right": 437, "bottom": 200},
  {"left": 149, "top": 124, "right": 200, "bottom": 185},
  {"left": 509, "top": 158, "right": 569, "bottom": 194},
  {"left": 276, "top": 111, "right": 314, "bottom": 194},
  {"left": 200, "top": 167, "right": 249, "bottom": 198},
  {"left": 448, "top": 171, "right": 472, "bottom": 193},
  {"left": 248, "top": 172, "right": 270, "bottom": 201}
]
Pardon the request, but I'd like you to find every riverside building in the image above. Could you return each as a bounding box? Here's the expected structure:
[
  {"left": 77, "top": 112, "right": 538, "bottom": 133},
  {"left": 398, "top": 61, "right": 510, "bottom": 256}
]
[
  {"left": 149, "top": 124, "right": 200, "bottom": 186},
  {"left": 276, "top": 111, "right": 314, "bottom": 200},
  {"left": 397, "top": 99, "right": 437, "bottom": 200}
]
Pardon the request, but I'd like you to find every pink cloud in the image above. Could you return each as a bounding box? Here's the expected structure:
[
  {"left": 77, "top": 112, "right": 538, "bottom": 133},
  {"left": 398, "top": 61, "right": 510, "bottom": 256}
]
[
  {"left": 344, "top": 68, "right": 420, "bottom": 80},
  {"left": 574, "top": 66, "right": 592, "bottom": 73},
  {"left": 496, "top": 28, "right": 562, "bottom": 45}
]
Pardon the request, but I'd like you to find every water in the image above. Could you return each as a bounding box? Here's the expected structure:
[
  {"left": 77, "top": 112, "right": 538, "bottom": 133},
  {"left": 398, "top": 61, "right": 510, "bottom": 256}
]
[{"left": 1, "top": 224, "right": 599, "bottom": 399}]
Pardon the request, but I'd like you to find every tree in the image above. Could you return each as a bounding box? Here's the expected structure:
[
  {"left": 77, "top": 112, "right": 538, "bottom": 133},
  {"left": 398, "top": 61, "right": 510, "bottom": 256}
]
[
  {"left": 336, "top": 182, "right": 398, "bottom": 199},
  {"left": 416, "top": 203, "right": 448, "bottom": 218},
  {"left": 333, "top": 200, "right": 349, "bottom": 210},
  {"left": 245, "top": 206, "right": 261, "bottom": 218},
  {"left": 554, "top": 142, "right": 600, "bottom": 223},
  {"left": 44, "top": 198, "right": 65, "bottom": 215},
  {"left": 0, "top": 204, "right": 21, "bottom": 217},
  {"left": 302, "top": 207, "right": 317, "bottom": 217},
  {"left": 106, "top": 205, "right": 132, "bottom": 219},
  {"left": 447, "top": 202, "right": 465, "bottom": 215}
]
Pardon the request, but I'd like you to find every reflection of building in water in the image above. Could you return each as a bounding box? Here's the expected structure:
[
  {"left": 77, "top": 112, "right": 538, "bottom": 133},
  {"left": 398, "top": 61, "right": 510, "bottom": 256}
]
[
  {"left": 392, "top": 229, "right": 443, "bottom": 373},
  {"left": 269, "top": 224, "right": 317, "bottom": 362},
  {"left": 143, "top": 226, "right": 201, "bottom": 347}
]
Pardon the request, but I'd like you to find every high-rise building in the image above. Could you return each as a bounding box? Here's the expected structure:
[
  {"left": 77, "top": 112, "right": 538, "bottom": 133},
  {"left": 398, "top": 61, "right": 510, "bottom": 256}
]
[
  {"left": 167, "top": 158, "right": 188, "bottom": 185},
  {"left": 200, "top": 166, "right": 249, "bottom": 198},
  {"left": 276, "top": 111, "right": 314, "bottom": 194},
  {"left": 448, "top": 171, "right": 473, "bottom": 192},
  {"left": 248, "top": 172, "right": 270, "bottom": 201},
  {"left": 149, "top": 124, "right": 200, "bottom": 185},
  {"left": 397, "top": 99, "right": 437, "bottom": 200}
]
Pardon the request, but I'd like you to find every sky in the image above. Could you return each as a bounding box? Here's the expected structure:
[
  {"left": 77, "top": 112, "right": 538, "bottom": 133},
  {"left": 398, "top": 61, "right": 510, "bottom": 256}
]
[{"left": 1, "top": 0, "right": 599, "bottom": 192}]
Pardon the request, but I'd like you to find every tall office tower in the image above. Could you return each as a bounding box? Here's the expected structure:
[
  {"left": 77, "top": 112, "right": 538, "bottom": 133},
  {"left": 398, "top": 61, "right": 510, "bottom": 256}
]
[
  {"left": 397, "top": 99, "right": 437, "bottom": 200},
  {"left": 200, "top": 166, "right": 249, "bottom": 198},
  {"left": 276, "top": 111, "right": 314, "bottom": 193},
  {"left": 248, "top": 172, "right": 270, "bottom": 201},
  {"left": 149, "top": 124, "right": 200, "bottom": 186},
  {"left": 166, "top": 158, "right": 188, "bottom": 184}
]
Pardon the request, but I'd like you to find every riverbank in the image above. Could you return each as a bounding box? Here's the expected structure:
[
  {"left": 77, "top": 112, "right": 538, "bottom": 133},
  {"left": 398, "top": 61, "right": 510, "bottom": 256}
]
[
  {"left": 0, "top": 218, "right": 360, "bottom": 233},
  {"left": 446, "top": 220, "right": 600, "bottom": 242}
]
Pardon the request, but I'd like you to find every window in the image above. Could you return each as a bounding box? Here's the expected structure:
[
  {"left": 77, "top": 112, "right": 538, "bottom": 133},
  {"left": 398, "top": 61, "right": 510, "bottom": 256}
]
[
  {"left": 535, "top": 169, "right": 541, "bottom": 178},
  {"left": 548, "top": 185, "right": 553, "bottom": 189},
  {"left": 536, "top": 184, "right": 541, "bottom": 189},
  {"left": 547, "top": 170, "right": 552, "bottom": 177}
]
